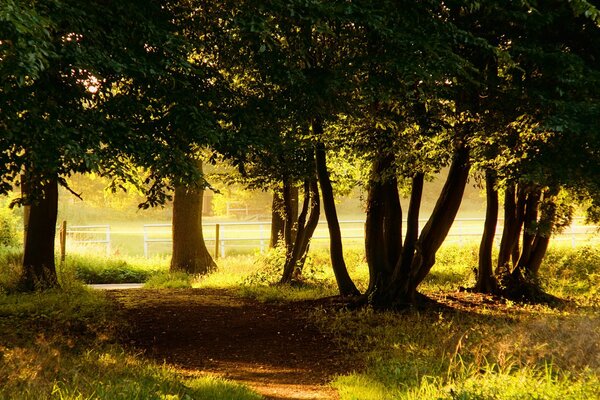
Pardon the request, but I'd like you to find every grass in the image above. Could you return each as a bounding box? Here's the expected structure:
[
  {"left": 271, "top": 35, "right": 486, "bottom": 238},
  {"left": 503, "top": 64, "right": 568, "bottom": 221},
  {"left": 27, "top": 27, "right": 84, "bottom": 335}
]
[
  {"left": 0, "top": 284, "right": 261, "bottom": 400},
  {"left": 1, "top": 241, "right": 599, "bottom": 399}
]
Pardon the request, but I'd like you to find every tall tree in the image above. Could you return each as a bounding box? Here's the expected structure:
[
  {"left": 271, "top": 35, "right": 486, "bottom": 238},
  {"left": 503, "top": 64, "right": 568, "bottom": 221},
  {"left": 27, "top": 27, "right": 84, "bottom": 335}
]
[{"left": 0, "top": 0, "right": 216, "bottom": 290}]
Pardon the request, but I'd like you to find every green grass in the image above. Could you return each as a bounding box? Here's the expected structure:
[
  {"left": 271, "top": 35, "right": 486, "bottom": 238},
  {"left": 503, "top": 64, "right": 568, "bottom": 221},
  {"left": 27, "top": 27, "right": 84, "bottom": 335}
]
[
  {"left": 319, "top": 305, "right": 599, "bottom": 400},
  {"left": 0, "top": 285, "right": 261, "bottom": 400},
  {"left": 2, "top": 241, "right": 599, "bottom": 399},
  {"left": 64, "top": 253, "right": 167, "bottom": 284}
]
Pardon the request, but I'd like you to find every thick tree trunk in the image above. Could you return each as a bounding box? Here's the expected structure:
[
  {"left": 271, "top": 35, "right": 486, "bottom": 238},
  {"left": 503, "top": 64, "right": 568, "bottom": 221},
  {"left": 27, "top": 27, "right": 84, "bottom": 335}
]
[
  {"left": 474, "top": 170, "right": 499, "bottom": 293},
  {"left": 20, "top": 177, "right": 60, "bottom": 291},
  {"left": 270, "top": 189, "right": 285, "bottom": 248},
  {"left": 280, "top": 179, "right": 320, "bottom": 283},
  {"left": 170, "top": 162, "right": 216, "bottom": 274},
  {"left": 365, "top": 155, "right": 401, "bottom": 295},
  {"left": 313, "top": 121, "right": 359, "bottom": 296}
]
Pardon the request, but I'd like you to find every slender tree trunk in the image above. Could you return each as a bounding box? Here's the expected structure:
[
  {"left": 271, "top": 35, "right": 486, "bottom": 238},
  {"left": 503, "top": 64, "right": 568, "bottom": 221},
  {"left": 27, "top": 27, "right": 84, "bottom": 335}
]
[
  {"left": 497, "top": 184, "right": 517, "bottom": 274},
  {"left": 281, "top": 180, "right": 300, "bottom": 253},
  {"left": 475, "top": 169, "right": 499, "bottom": 293},
  {"left": 408, "top": 145, "right": 471, "bottom": 291},
  {"left": 170, "top": 161, "right": 216, "bottom": 274},
  {"left": 20, "top": 177, "right": 60, "bottom": 291},
  {"left": 398, "top": 173, "right": 424, "bottom": 279},
  {"left": 270, "top": 189, "right": 285, "bottom": 248},
  {"left": 516, "top": 192, "right": 556, "bottom": 278},
  {"left": 511, "top": 187, "right": 528, "bottom": 265},
  {"left": 280, "top": 179, "right": 320, "bottom": 283},
  {"left": 313, "top": 120, "right": 359, "bottom": 296},
  {"left": 516, "top": 188, "right": 541, "bottom": 272}
]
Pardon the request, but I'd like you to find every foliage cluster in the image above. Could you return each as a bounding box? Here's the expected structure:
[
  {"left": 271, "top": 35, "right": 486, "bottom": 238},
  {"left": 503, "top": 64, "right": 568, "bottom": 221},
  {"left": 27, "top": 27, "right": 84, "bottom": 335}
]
[{"left": 0, "top": 206, "right": 19, "bottom": 247}]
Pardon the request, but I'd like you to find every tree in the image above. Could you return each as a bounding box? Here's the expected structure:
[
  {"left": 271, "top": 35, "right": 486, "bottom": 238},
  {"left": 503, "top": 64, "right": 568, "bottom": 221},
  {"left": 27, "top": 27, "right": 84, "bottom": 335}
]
[
  {"left": 465, "top": 0, "right": 600, "bottom": 298},
  {"left": 1, "top": 0, "right": 215, "bottom": 290},
  {"left": 171, "top": 160, "right": 216, "bottom": 274}
]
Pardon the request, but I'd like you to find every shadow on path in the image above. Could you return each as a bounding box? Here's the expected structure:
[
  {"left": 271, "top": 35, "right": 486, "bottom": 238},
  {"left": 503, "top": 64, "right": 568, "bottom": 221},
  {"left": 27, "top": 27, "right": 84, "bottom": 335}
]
[{"left": 108, "top": 288, "right": 354, "bottom": 400}]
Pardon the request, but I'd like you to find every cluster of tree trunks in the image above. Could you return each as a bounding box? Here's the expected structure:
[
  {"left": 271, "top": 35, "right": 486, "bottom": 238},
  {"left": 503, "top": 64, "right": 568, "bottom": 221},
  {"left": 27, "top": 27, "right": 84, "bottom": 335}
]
[
  {"left": 363, "top": 145, "right": 471, "bottom": 308},
  {"left": 474, "top": 180, "right": 557, "bottom": 298}
]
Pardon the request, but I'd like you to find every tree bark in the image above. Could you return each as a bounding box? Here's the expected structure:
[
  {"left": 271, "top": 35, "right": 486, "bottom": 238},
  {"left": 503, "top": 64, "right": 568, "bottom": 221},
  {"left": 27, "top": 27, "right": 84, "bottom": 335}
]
[
  {"left": 408, "top": 144, "right": 471, "bottom": 291},
  {"left": 20, "top": 177, "right": 60, "bottom": 291},
  {"left": 516, "top": 191, "right": 556, "bottom": 278},
  {"left": 365, "top": 155, "right": 401, "bottom": 295},
  {"left": 281, "top": 180, "right": 300, "bottom": 254},
  {"left": 170, "top": 161, "right": 216, "bottom": 274},
  {"left": 475, "top": 169, "right": 499, "bottom": 293},
  {"left": 497, "top": 184, "right": 517, "bottom": 274},
  {"left": 398, "top": 173, "right": 424, "bottom": 280},
  {"left": 270, "top": 189, "right": 285, "bottom": 248},
  {"left": 280, "top": 179, "right": 320, "bottom": 283},
  {"left": 517, "top": 188, "right": 541, "bottom": 271},
  {"left": 313, "top": 120, "right": 360, "bottom": 296}
]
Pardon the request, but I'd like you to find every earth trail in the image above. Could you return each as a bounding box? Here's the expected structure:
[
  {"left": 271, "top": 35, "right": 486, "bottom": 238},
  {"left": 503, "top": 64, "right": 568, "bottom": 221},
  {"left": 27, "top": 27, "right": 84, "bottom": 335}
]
[{"left": 109, "top": 288, "right": 355, "bottom": 400}]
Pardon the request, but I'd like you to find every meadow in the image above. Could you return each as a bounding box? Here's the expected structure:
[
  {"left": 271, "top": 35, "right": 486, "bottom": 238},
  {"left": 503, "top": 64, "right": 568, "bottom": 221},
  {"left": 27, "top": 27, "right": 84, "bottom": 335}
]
[{"left": 0, "top": 240, "right": 599, "bottom": 399}]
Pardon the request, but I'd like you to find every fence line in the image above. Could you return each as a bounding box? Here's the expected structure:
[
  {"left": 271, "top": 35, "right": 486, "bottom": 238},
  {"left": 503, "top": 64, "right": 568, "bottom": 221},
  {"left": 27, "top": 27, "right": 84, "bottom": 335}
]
[
  {"left": 59, "top": 218, "right": 598, "bottom": 258},
  {"left": 65, "top": 224, "right": 111, "bottom": 256},
  {"left": 140, "top": 218, "right": 599, "bottom": 258}
]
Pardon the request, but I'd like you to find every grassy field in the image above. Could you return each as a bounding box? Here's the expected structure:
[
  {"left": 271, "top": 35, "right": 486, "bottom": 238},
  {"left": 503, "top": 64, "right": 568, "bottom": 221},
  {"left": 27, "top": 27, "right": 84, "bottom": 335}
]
[
  {"left": 64, "top": 217, "right": 600, "bottom": 259},
  {"left": 0, "top": 242, "right": 599, "bottom": 399}
]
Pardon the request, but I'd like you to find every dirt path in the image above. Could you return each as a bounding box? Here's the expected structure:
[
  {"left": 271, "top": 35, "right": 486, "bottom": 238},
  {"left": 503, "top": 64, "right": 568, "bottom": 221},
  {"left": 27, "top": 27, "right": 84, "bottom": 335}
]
[{"left": 108, "top": 288, "right": 355, "bottom": 400}]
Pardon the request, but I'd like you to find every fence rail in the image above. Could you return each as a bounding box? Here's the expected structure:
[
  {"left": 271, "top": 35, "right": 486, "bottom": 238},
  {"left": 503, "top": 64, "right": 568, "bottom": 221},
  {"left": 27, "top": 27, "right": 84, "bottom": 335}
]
[
  {"left": 65, "top": 224, "right": 111, "bottom": 256},
  {"left": 60, "top": 218, "right": 599, "bottom": 258},
  {"left": 140, "top": 218, "right": 599, "bottom": 258}
]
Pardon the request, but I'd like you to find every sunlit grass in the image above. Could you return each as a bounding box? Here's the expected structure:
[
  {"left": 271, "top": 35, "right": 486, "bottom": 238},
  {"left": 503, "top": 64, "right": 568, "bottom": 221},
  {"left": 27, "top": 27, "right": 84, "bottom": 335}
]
[{"left": 319, "top": 303, "right": 600, "bottom": 400}]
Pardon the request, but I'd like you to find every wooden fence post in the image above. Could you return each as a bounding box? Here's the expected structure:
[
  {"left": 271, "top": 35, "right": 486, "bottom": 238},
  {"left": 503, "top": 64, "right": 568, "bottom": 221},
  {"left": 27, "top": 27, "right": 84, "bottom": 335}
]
[
  {"left": 214, "top": 223, "right": 220, "bottom": 260},
  {"left": 59, "top": 220, "right": 67, "bottom": 262}
]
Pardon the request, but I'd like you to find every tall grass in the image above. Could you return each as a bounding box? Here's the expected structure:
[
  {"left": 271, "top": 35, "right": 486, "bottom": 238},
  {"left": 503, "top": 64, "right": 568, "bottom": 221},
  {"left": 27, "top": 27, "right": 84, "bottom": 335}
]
[{"left": 318, "top": 303, "right": 599, "bottom": 400}]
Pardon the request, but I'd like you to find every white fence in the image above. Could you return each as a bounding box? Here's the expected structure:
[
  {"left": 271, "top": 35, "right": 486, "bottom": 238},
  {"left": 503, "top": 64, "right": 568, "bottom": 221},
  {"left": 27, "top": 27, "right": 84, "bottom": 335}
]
[
  {"left": 65, "top": 224, "right": 111, "bottom": 256},
  {"left": 140, "top": 218, "right": 599, "bottom": 258},
  {"left": 62, "top": 218, "right": 599, "bottom": 258}
]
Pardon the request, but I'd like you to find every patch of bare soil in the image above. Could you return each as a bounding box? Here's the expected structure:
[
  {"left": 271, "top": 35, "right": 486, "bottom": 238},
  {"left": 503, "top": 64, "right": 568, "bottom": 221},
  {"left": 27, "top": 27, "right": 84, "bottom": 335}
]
[{"left": 108, "top": 288, "right": 355, "bottom": 400}]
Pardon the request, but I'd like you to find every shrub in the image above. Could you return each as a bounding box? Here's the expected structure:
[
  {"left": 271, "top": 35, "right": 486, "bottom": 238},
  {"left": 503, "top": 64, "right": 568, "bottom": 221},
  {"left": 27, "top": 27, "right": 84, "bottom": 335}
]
[{"left": 0, "top": 207, "right": 19, "bottom": 247}]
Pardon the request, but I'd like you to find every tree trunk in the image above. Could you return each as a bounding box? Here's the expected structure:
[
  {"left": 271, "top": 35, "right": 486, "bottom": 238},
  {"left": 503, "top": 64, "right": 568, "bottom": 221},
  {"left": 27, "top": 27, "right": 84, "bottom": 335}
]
[
  {"left": 281, "top": 180, "right": 299, "bottom": 254},
  {"left": 20, "top": 177, "right": 60, "bottom": 291},
  {"left": 170, "top": 161, "right": 216, "bottom": 274},
  {"left": 497, "top": 184, "right": 517, "bottom": 274},
  {"left": 270, "top": 189, "right": 285, "bottom": 248},
  {"left": 313, "top": 120, "right": 360, "bottom": 296},
  {"left": 280, "top": 178, "right": 320, "bottom": 283},
  {"left": 408, "top": 144, "right": 471, "bottom": 290},
  {"left": 398, "top": 173, "right": 424, "bottom": 280},
  {"left": 365, "top": 155, "right": 401, "bottom": 295},
  {"left": 474, "top": 169, "right": 499, "bottom": 293},
  {"left": 515, "top": 191, "right": 556, "bottom": 279}
]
